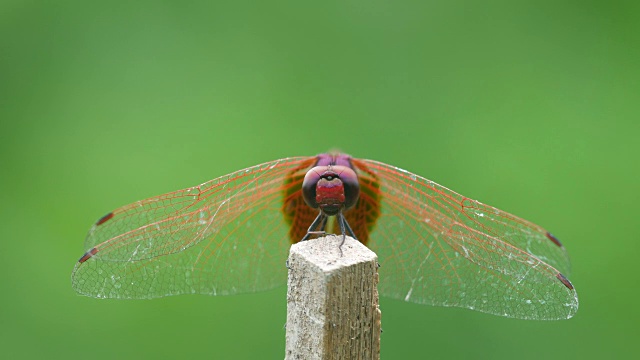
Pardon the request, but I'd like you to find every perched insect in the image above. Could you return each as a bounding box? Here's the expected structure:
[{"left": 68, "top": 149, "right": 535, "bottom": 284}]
[{"left": 72, "top": 153, "right": 578, "bottom": 320}]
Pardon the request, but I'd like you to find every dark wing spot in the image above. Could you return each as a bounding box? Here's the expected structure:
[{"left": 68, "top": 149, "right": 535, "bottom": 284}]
[
  {"left": 546, "top": 232, "right": 563, "bottom": 247},
  {"left": 96, "top": 212, "right": 114, "bottom": 226},
  {"left": 556, "top": 273, "right": 574, "bottom": 290},
  {"left": 78, "top": 247, "right": 99, "bottom": 263}
]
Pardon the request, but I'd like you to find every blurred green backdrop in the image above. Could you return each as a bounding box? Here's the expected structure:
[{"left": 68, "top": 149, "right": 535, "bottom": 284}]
[{"left": 1, "top": 0, "right": 638, "bottom": 359}]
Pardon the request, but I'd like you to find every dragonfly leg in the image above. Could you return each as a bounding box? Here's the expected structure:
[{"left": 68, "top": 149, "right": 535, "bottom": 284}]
[
  {"left": 343, "top": 214, "right": 357, "bottom": 240},
  {"left": 319, "top": 214, "right": 328, "bottom": 231},
  {"left": 337, "top": 213, "right": 349, "bottom": 256},
  {"left": 301, "top": 213, "right": 327, "bottom": 241},
  {"left": 337, "top": 212, "right": 358, "bottom": 256}
]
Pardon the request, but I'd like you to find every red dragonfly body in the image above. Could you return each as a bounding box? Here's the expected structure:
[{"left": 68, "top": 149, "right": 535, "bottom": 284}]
[{"left": 72, "top": 153, "right": 578, "bottom": 320}]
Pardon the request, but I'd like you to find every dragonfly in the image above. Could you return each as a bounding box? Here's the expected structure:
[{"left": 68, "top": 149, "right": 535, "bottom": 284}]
[{"left": 72, "top": 153, "right": 578, "bottom": 320}]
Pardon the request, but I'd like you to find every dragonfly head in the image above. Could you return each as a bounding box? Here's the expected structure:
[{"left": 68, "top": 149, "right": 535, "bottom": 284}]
[{"left": 302, "top": 165, "right": 360, "bottom": 216}]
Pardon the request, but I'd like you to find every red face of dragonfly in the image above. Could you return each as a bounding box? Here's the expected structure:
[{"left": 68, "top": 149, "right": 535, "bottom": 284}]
[
  {"left": 72, "top": 152, "right": 578, "bottom": 320},
  {"left": 302, "top": 166, "right": 359, "bottom": 214}
]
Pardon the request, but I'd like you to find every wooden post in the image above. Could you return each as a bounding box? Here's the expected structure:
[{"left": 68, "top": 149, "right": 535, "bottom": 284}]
[{"left": 285, "top": 236, "right": 381, "bottom": 360}]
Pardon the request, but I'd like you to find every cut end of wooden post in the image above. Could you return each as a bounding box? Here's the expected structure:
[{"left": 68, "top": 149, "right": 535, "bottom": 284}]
[{"left": 285, "top": 236, "right": 381, "bottom": 360}]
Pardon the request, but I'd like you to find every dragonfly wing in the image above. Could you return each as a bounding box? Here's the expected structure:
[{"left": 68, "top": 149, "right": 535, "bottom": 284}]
[
  {"left": 72, "top": 156, "right": 314, "bottom": 299},
  {"left": 357, "top": 159, "right": 578, "bottom": 320}
]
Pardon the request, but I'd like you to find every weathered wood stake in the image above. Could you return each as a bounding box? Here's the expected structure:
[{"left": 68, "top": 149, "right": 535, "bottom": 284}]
[{"left": 285, "top": 236, "right": 381, "bottom": 360}]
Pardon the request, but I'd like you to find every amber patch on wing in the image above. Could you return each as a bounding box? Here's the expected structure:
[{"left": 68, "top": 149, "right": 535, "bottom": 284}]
[
  {"left": 282, "top": 157, "right": 319, "bottom": 243},
  {"left": 343, "top": 159, "right": 382, "bottom": 246}
]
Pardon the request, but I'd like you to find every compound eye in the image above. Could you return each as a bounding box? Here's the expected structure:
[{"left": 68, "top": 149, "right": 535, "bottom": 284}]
[
  {"left": 336, "top": 167, "right": 360, "bottom": 210},
  {"left": 302, "top": 167, "right": 325, "bottom": 208}
]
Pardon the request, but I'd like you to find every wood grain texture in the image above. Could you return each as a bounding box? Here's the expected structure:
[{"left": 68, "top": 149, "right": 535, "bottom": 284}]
[{"left": 285, "top": 236, "right": 381, "bottom": 360}]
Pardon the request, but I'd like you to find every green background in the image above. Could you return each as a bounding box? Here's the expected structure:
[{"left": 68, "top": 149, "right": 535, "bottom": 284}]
[{"left": 1, "top": 1, "right": 638, "bottom": 359}]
